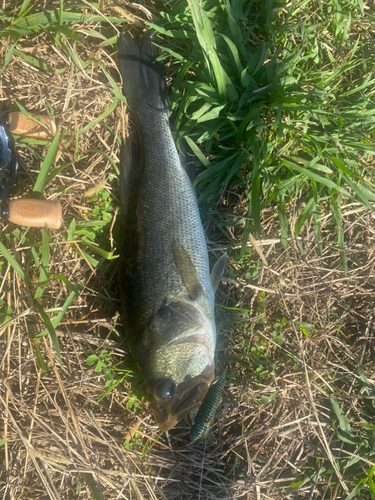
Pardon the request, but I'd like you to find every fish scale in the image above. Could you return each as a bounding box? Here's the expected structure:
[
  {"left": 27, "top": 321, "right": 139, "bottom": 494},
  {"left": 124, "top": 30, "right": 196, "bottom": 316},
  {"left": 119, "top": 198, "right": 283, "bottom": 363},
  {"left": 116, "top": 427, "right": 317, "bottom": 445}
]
[
  {"left": 138, "top": 121, "right": 212, "bottom": 322},
  {"left": 124, "top": 87, "right": 214, "bottom": 334}
]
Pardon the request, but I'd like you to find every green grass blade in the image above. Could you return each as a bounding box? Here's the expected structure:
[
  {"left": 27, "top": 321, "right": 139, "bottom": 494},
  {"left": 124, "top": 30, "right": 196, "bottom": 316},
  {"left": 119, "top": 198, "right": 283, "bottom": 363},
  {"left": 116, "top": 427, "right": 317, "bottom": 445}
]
[
  {"left": 196, "top": 104, "right": 226, "bottom": 123},
  {"left": 33, "top": 300, "right": 62, "bottom": 365},
  {"left": 62, "top": 44, "right": 87, "bottom": 70},
  {"left": 170, "top": 61, "right": 193, "bottom": 113},
  {"left": 77, "top": 246, "right": 99, "bottom": 268},
  {"left": 189, "top": 0, "right": 237, "bottom": 101},
  {"left": 13, "top": 48, "right": 54, "bottom": 72},
  {"left": 53, "top": 24, "right": 80, "bottom": 42},
  {"left": 222, "top": 152, "right": 249, "bottom": 187},
  {"left": 30, "top": 247, "right": 40, "bottom": 271},
  {"left": 83, "top": 473, "right": 106, "bottom": 500},
  {"left": 294, "top": 198, "right": 316, "bottom": 237},
  {"left": 277, "top": 195, "right": 288, "bottom": 248},
  {"left": 34, "top": 280, "right": 84, "bottom": 339},
  {"left": 190, "top": 102, "right": 212, "bottom": 120},
  {"left": 329, "top": 396, "right": 351, "bottom": 433},
  {"left": 67, "top": 218, "right": 76, "bottom": 242},
  {"left": 183, "top": 136, "right": 211, "bottom": 168},
  {"left": 18, "top": 0, "right": 33, "bottom": 18},
  {"left": 330, "top": 197, "right": 347, "bottom": 275},
  {"left": 32, "top": 131, "right": 61, "bottom": 197},
  {"left": 343, "top": 480, "right": 367, "bottom": 500},
  {"left": 357, "top": 364, "right": 375, "bottom": 411},
  {"left": 0, "top": 44, "right": 15, "bottom": 74},
  {"left": 18, "top": 138, "right": 49, "bottom": 146},
  {"left": 283, "top": 159, "right": 351, "bottom": 197},
  {"left": 99, "top": 35, "right": 120, "bottom": 47},
  {"left": 79, "top": 97, "right": 119, "bottom": 135},
  {"left": 13, "top": 11, "right": 128, "bottom": 30},
  {"left": 312, "top": 208, "right": 322, "bottom": 256},
  {"left": 34, "top": 228, "right": 50, "bottom": 299},
  {"left": 338, "top": 225, "right": 347, "bottom": 275},
  {"left": 329, "top": 156, "right": 363, "bottom": 180},
  {"left": 145, "top": 23, "right": 196, "bottom": 41},
  {"left": 49, "top": 273, "right": 82, "bottom": 293},
  {"left": 219, "top": 33, "right": 244, "bottom": 79},
  {"left": 0, "top": 241, "right": 28, "bottom": 282},
  {"left": 195, "top": 153, "right": 238, "bottom": 185},
  {"left": 82, "top": 238, "right": 119, "bottom": 260},
  {"left": 342, "top": 174, "right": 374, "bottom": 211},
  {"left": 250, "top": 171, "right": 261, "bottom": 234},
  {"left": 32, "top": 341, "right": 48, "bottom": 372},
  {"left": 59, "top": 0, "right": 63, "bottom": 25}
]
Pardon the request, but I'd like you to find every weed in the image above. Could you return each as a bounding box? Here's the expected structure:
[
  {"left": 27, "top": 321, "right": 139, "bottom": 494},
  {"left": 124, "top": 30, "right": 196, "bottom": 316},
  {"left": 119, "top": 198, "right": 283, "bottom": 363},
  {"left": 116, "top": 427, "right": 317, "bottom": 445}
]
[
  {"left": 151, "top": 0, "right": 375, "bottom": 259},
  {"left": 123, "top": 432, "right": 142, "bottom": 451}
]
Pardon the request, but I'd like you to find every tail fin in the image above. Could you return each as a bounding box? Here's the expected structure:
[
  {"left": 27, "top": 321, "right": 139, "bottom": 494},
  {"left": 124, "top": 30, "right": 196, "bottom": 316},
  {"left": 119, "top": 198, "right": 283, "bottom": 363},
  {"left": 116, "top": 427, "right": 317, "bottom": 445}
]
[{"left": 118, "top": 32, "right": 167, "bottom": 111}]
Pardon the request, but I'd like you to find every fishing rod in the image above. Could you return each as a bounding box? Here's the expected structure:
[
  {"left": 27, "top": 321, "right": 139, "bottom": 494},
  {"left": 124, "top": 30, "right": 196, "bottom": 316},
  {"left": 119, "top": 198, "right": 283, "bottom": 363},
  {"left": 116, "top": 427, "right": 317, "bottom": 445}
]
[{"left": 0, "top": 112, "right": 62, "bottom": 229}]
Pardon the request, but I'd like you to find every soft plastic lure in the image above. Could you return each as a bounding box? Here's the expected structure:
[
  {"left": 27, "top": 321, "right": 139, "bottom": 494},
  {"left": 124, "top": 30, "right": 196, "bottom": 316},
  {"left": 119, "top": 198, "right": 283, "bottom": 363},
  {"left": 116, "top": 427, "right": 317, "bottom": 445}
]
[{"left": 190, "top": 374, "right": 226, "bottom": 443}]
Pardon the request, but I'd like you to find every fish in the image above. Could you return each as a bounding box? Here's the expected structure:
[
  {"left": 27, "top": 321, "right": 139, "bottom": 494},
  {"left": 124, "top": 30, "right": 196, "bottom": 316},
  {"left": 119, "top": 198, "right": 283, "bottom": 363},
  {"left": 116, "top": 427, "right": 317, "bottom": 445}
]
[
  {"left": 118, "top": 31, "right": 226, "bottom": 431},
  {"left": 190, "top": 373, "right": 226, "bottom": 443}
]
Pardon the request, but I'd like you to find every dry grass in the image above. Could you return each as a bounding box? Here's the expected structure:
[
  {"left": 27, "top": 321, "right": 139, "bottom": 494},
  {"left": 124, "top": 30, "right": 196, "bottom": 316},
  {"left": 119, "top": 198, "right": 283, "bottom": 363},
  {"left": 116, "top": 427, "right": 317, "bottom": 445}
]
[
  {"left": 2, "top": 201, "right": 375, "bottom": 499},
  {"left": 1, "top": 2, "right": 375, "bottom": 499}
]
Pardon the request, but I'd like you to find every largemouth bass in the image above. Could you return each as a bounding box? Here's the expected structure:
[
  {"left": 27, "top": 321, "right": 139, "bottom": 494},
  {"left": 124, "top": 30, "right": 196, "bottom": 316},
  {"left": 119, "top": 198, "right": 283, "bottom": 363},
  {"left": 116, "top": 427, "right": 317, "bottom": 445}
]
[{"left": 118, "top": 32, "right": 226, "bottom": 431}]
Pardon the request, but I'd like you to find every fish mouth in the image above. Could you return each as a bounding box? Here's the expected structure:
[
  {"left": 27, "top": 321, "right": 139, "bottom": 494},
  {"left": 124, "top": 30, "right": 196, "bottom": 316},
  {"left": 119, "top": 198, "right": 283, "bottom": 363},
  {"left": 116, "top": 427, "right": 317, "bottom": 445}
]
[
  {"left": 150, "top": 364, "right": 215, "bottom": 431},
  {"left": 156, "top": 386, "right": 205, "bottom": 432}
]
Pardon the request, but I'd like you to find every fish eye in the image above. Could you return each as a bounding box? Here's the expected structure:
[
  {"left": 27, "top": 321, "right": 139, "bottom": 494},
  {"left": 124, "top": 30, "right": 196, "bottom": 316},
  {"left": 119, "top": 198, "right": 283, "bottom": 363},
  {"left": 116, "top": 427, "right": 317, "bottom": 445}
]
[{"left": 154, "top": 378, "right": 176, "bottom": 400}]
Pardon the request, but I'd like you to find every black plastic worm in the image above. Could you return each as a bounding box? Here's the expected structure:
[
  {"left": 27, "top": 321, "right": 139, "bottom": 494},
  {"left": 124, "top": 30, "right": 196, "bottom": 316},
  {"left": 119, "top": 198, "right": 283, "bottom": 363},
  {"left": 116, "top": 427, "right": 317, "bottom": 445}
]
[{"left": 191, "top": 374, "right": 226, "bottom": 442}]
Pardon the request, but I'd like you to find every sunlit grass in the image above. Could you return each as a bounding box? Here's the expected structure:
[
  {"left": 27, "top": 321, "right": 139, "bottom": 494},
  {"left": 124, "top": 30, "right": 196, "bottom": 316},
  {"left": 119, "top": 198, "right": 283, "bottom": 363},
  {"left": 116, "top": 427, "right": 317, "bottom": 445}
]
[{"left": 150, "top": 0, "right": 375, "bottom": 269}]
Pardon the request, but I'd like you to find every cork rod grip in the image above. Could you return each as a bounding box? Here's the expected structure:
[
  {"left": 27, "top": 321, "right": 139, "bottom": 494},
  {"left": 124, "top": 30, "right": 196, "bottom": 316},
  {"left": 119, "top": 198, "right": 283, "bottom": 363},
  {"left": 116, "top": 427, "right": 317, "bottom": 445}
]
[
  {"left": 7, "top": 112, "right": 57, "bottom": 140},
  {"left": 8, "top": 199, "right": 62, "bottom": 229}
]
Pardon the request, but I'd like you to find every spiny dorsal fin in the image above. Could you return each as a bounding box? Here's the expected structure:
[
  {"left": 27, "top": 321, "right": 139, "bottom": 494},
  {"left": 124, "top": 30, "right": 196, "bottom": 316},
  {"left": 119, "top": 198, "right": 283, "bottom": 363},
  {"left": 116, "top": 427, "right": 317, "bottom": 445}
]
[
  {"left": 210, "top": 252, "right": 227, "bottom": 293},
  {"left": 172, "top": 241, "right": 204, "bottom": 300}
]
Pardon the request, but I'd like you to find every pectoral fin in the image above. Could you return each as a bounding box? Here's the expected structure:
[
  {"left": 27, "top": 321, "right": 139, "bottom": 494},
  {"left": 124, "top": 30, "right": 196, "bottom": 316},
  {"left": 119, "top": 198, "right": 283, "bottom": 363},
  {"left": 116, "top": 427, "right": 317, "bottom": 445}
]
[
  {"left": 172, "top": 241, "right": 204, "bottom": 300},
  {"left": 210, "top": 252, "right": 227, "bottom": 293}
]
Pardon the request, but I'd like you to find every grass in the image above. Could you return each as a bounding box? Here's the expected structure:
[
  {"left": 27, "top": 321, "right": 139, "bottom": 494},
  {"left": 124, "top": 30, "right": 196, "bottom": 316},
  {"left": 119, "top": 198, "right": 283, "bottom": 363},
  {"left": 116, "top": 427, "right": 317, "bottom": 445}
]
[
  {"left": 151, "top": 0, "right": 375, "bottom": 253},
  {"left": 0, "top": 0, "right": 375, "bottom": 498}
]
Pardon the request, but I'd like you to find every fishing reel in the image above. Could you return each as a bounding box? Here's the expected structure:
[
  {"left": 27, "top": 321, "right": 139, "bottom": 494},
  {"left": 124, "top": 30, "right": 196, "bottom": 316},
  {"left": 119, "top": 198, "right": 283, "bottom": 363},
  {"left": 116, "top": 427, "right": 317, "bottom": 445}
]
[
  {"left": 0, "top": 120, "right": 62, "bottom": 229},
  {"left": 0, "top": 122, "right": 17, "bottom": 219}
]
